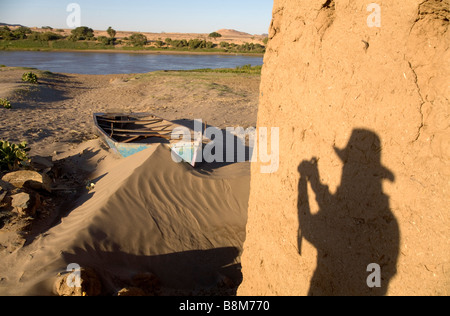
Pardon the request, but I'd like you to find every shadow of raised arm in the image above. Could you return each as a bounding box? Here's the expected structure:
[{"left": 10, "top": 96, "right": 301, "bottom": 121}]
[{"left": 297, "top": 158, "right": 332, "bottom": 255}]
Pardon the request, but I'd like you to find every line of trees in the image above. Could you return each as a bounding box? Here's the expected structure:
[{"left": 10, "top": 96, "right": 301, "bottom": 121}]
[{"left": 0, "top": 26, "right": 266, "bottom": 53}]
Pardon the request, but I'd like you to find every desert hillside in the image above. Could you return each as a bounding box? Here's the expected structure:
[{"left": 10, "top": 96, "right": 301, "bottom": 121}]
[
  {"left": 239, "top": 0, "right": 449, "bottom": 296},
  {"left": 3, "top": 24, "right": 267, "bottom": 45}
]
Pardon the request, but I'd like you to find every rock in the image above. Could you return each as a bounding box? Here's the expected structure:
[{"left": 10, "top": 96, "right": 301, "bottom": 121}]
[
  {"left": 55, "top": 267, "right": 102, "bottom": 297},
  {"left": 117, "top": 287, "right": 146, "bottom": 296},
  {"left": 11, "top": 192, "right": 30, "bottom": 209},
  {"left": 10, "top": 192, "right": 38, "bottom": 217},
  {"left": 0, "top": 180, "right": 14, "bottom": 191},
  {"left": 0, "top": 190, "right": 6, "bottom": 204},
  {"left": 2, "top": 170, "right": 52, "bottom": 192},
  {"left": 30, "top": 156, "right": 54, "bottom": 172}
]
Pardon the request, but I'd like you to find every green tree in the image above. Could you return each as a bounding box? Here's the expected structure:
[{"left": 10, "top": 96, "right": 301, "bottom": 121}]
[
  {"left": 107, "top": 26, "right": 116, "bottom": 39},
  {"left": 39, "top": 32, "right": 63, "bottom": 41},
  {"left": 97, "top": 36, "right": 114, "bottom": 46},
  {"left": 188, "top": 39, "right": 204, "bottom": 49},
  {"left": 154, "top": 40, "right": 165, "bottom": 48},
  {"left": 70, "top": 26, "right": 95, "bottom": 40},
  {"left": 208, "top": 32, "right": 222, "bottom": 39},
  {"left": 0, "top": 26, "right": 14, "bottom": 40},
  {"left": 13, "top": 26, "right": 32, "bottom": 39},
  {"left": 129, "top": 33, "right": 147, "bottom": 47}
]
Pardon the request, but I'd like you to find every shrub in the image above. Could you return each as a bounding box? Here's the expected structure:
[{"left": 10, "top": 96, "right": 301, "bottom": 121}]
[
  {"left": 97, "top": 36, "right": 115, "bottom": 46},
  {"left": 0, "top": 140, "right": 30, "bottom": 171},
  {"left": 0, "top": 26, "right": 14, "bottom": 40},
  {"left": 70, "top": 26, "right": 95, "bottom": 41},
  {"left": 22, "top": 72, "right": 39, "bottom": 84},
  {"left": 186, "top": 39, "right": 215, "bottom": 50},
  {"left": 107, "top": 27, "right": 116, "bottom": 39},
  {"left": 170, "top": 39, "right": 188, "bottom": 48},
  {"left": 0, "top": 98, "right": 11, "bottom": 109},
  {"left": 154, "top": 40, "right": 165, "bottom": 48},
  {"left": 13, "top": 26, "right": 32, "bottom": 39},
  {"left": 129, "top": 33, "right": 147, "bottom": 47},
  {"left": 39, "top": 32, "right": 63, "bottom": 41}
]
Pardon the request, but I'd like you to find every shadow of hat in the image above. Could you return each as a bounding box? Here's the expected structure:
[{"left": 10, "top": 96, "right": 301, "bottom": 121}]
[{"left": 334, "top": 129, "right": 395, "bottom": 182}]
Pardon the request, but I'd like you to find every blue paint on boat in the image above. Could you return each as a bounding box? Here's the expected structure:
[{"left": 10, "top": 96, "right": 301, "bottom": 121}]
[
  {"left": 117, "top": 143, "right": 153, "bottom": 158},
  {"left": 93, "top": 113, "right": 202, "bottom": 166}
]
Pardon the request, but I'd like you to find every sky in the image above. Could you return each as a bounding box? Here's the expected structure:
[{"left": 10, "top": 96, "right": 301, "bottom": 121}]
[{"left": 0, "top": 0, "right": 273, "bottom": 35}]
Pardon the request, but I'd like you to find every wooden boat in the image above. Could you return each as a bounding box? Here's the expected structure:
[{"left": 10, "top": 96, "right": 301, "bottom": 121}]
[{"left": 93, "top": 112, "right": 203, "bottom": 167}]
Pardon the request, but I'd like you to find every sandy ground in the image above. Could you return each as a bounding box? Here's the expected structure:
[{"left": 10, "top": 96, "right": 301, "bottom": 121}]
[
  {"left": 0, "top": 66, "right": 260, "bottom": 295},
  {"left": 0, "top": 67, "right": 260, "bottom": 156}
]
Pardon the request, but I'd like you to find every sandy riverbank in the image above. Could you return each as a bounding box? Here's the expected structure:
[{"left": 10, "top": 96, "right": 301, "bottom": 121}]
[{"left": 0, "top": 66, "right": 260, "bottom": 295}]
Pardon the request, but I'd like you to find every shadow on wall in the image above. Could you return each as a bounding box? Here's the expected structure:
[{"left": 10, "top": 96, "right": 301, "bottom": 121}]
[{"left": 297, "top": 129, "right": 400, "bottom": 296}]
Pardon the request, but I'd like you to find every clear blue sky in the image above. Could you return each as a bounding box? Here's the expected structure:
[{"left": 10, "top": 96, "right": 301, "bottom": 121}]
[{"left": 0, "top": 0, "right": 273, "bottom": 35}]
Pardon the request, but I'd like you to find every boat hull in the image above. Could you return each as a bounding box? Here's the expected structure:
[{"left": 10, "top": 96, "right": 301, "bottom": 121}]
[
  {"left": 102, "top": 135, "right": 153, "bottom": 158},
  {"left": 93, "top": 113, "right": 202, "bottom": 167}
]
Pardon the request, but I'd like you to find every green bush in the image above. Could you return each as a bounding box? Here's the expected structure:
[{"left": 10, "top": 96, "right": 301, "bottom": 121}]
[
  {"left": 107, "top": 27, "right": 116, "bottom": 39},
  {"left": 170, "top": 39, "right": 188, "bottom": 48},
  {"left": 22, "top": 72, "right": 39, "bottom": 84},
  {"left": 129, "top": 33, "right": 147, "bottom": 47},
  {"left": 154, "top": 40, "right": 165, "bottom": 48},
  {"left": 13, "top": 26, "right": 32, "bottom": 39},
  {"left": 188, "top": 39, "right": 214, "bottom": 49},
  {"left": 0, "top": 26, "right": 14, "bottom": 40},
  {"left": 70, "top": 26, "right": 95, "bottom": 41},
  {"left": 208, "top": 32, "right": 222, "bottom": 39},
  {"left": 39, "top": 32, "right": 63, "bottom": 41},
  {"left": 97, "top": 36, "right": 115, "bottom": 46},
  {"left": 0, "top": 140, "right": 30, "bottom": 171},
  {"left": 0, "top": 98, "right": 11, "bottom": 109}
]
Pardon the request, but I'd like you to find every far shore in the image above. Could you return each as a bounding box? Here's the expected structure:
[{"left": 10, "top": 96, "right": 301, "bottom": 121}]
[{"left": 0, "top": 47, "right": 265, "bottom": 57}]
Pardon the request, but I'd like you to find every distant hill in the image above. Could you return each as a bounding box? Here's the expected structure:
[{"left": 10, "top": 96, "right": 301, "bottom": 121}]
[
  {"left": 0, "top": 22, "right": 25, "bottom": 27},
  {"left": 215, "top": 29, "right": 253, "bottom": 37}
]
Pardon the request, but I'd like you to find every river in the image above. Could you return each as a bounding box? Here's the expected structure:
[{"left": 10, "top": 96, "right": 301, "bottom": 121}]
[{"left": 0, "top": 50, "right": 264, "bottom": 75}]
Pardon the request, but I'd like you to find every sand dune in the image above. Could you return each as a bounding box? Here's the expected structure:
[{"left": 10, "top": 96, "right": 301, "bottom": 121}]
[
  {"left": 0, "top": 144, "right": 250, "bottom": 295},
  {"left": 0, "top": 60, "right": 258, "bottom": 295}
]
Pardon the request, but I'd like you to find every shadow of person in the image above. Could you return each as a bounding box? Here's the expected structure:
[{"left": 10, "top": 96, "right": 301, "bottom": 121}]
[{"left": 297, "top": 129, "right": 400, "bottom": 296}]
